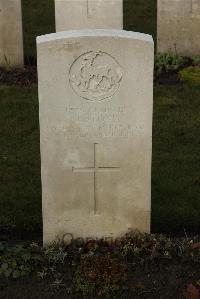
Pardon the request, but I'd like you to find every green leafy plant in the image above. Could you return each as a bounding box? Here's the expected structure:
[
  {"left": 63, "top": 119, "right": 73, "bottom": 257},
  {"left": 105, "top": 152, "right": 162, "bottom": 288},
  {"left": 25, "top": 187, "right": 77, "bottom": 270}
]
[
  {"left": 0, "top": 242, "right": 43, "bottom": 279},
  {"left": 155, "top": 52, "right": 185, "bottom": 76},
  {"left": 44, "top": 245, "right": 67, "bottom": 264},
  {"left": 179, "top": 66, "right": 200, "bottom": 85},
  {"left": 192, "top": 55, "right": 200, "bottom": 66}
]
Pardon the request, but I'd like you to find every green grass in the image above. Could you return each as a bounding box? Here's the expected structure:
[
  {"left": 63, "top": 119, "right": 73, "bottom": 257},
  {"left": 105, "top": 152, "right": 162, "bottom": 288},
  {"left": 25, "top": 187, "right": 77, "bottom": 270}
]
[
  {"left": 0, "top": 84, "right": 200, "bottom": 234},
  {"left": 152, "top": 84, "right": 200, "bottom": 234},
  {"left": 0, "top": 86, "right": 41, "bottom": 232},
  {"left": 21, "top": 0, "right": 156, "bottom": 61}
]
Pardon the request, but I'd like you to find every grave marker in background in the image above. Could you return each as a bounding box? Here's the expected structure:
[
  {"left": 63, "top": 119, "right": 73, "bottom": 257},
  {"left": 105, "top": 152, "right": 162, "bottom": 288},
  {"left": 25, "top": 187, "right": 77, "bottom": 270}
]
[
  {"left": 0, "top": 0, "right": 24, "bottom": 67},
  {"left": 55, "top": 0, "right": 123, "bottom": 31},
  {"left": 37, "top": 30, "right": 154, "bottom": 244},
  {"left": 157, "top": 0, "right": 200, "bottom": 56}
]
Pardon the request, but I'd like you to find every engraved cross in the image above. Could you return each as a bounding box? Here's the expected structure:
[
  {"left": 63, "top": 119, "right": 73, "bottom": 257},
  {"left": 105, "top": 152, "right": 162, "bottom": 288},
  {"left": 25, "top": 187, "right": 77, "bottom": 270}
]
[{"left": 72, "top": 143, "right": 120, "bottom": 215}]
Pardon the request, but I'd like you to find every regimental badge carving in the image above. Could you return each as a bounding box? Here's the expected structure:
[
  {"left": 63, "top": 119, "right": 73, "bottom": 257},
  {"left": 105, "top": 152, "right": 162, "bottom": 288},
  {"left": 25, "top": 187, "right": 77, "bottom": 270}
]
[{"left": 69, "top": 51, "right": 123, "bottom": 101}]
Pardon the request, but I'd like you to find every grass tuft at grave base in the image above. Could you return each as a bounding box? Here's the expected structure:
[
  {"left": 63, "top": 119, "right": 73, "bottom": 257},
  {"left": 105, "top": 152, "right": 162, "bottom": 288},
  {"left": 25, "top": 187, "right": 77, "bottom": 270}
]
[
  {"left": 0, "top": 231, "right": 200, "bottom": 298},
  {"left": 0, "top": 83, "right": 200, "bottom": 238}
]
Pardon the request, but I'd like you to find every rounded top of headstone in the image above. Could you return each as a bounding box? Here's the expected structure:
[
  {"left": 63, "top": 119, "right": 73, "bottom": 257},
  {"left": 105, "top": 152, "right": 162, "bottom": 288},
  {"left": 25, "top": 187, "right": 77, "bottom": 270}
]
[{"left": 37, "top": 29, "right": 154, "bottom": 45}]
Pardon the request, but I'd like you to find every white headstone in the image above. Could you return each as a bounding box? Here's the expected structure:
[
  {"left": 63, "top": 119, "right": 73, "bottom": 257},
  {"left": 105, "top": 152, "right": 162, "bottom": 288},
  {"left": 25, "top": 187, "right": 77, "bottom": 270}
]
[
  {"left": 55, "top": 0, "right": 123, "bottom": 31},
  {"left": 157, "top": 0, "right": 200, "bottom": 56},
  {"left": 0, "top": 0, "right": 24, "bottom": 67},
  {"left": 37, "top": 30, "right": 154, "bottom": 244}
]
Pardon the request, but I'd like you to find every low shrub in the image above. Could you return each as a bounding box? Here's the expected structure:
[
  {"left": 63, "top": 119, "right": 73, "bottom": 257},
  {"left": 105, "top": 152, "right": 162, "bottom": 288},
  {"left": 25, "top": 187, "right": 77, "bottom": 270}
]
[
  {"left": 192, "top": 55, "right": 200, "bottom": 67},
  {"left": 179, "top": 66, "right": 200, "bottom": 85},
  {"left": 155, "top": 52, "right": 185, "bottom": 76}
]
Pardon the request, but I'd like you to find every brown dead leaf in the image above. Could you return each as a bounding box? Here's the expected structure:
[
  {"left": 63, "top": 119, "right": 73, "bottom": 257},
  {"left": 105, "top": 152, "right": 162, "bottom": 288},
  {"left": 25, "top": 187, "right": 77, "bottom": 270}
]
[
  {"left": 191, "top": 243, "right": 200, "bottom": 250},
  {"left": 186, "top": 283, "right": 200, "bottom": 299}
]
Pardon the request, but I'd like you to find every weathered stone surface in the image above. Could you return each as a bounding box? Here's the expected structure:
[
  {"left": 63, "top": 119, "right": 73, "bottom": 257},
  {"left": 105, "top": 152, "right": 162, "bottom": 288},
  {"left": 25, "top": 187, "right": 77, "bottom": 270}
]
[
  {"left": 55, "top": 0, "right": 123, "bottom": 31},
  {"left": 0, "top": 0, "right": 24, "bottom": 67},
  {"left": 157, "top": 0, "right": 200, "bottom": 56},
  {"left": 37, "top": 30, "right": 154, "bottom": 244}
]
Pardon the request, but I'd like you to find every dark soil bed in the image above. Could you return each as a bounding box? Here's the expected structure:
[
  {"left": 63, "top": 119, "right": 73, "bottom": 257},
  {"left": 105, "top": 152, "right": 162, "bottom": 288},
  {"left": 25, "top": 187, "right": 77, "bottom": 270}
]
[
  {"left": 0, "top": 66, "right": 37, "bottom": 86},
  {"left": 155, "top": 72, "right": 180, "bottom": 85},
  {"left": 0, "top": 66, "right": 181, "bottom": 87}
]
